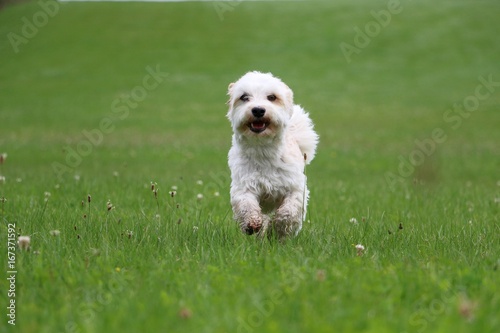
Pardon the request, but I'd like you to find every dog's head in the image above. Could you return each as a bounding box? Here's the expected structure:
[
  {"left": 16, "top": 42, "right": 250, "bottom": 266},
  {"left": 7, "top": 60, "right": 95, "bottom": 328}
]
[{"left": 227, "top": 71, "right": 294, "bottom": 139}]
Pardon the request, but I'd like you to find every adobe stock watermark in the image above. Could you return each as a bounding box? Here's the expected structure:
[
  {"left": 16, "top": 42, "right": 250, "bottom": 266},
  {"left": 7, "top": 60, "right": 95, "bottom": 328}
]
[
  {"left": 405, "top": 287, "right": 457, "bottom": 333},
  {"left": 6, "top": 223, "right": 17, "bottom": 326},
  {"left": 6, "top": 0, "right": 60, "bottom": 54},
  {"left": 237, "top": 266, "right": 305, "bottom": 333},
  {"left": 201, "top": 170, "right": 230, "bottom": 200},
  {"left": 385, "top": 74, "right": 499, "bottom": 191},
  {"left": 213, "top": 0, "right": 244, "bottom": 21},
  {"left": 59, "top": 273, "right": 129, "bottom": 333},
  {"left": 52, "top": 65, "right": 168, "bottom": 181},
  {"left": 339, "top": 0, "right": 409, "bottom": 64}
]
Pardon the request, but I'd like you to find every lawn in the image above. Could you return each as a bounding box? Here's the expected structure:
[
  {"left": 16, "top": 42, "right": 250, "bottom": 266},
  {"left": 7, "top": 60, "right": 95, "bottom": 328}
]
[{"left": 0, "top": 0, "right": 499, "bottom": 332}]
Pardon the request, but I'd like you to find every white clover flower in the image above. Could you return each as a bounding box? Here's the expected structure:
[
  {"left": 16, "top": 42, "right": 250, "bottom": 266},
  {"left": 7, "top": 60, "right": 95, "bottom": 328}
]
[
  {"left": 214, "top": 192, "right": 220, "bottom": 197},
  {"left": 196, "top": 193, "right": 203, "bottom": 200},
  {"left": 196, "top": 180, "right": 203, "bottom": 186},
  {"left": 18, "top": 236, "right": 31, "bottom": 250},
  {"left": 169, "top": 191, "right": 177, "bottom": 197},
  {"left": 50, "top": 230, "right": 61, "bottom": 236},
  {"left": 0, "top": 153, "right": 7, "bottom": 164},
  {"left": 16, "top": 178, "right": 23, "bottom": 183},
  {"left": 74, "top": 174, "right": 81, "bottom": 181},
  {"left": 0, "top": 175, "right": 6, "bottom": 183},
  {"left": 355, "top": 244, "right": 365, "bottom": 256},
  {"left": 349, "top": 218, "right": 358, "bottom": 225},
  {"left": 193, "top": 226, "right": 199, "bottom": 232},
  {"left": 171, "top": 185, "right": 178, "bottom": 191}
]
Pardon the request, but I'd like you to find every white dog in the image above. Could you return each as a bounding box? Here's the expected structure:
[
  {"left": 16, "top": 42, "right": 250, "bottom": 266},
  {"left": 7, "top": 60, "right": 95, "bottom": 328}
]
[{"left": 227, "top": 71, "right": 319, "bottom": 238}]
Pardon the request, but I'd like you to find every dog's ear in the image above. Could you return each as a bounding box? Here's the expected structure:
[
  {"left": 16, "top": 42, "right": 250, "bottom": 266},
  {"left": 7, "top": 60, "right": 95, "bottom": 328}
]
[
  {"left": 226, "top": 82, "right": 234, "bottom": 105},
  {"left": 226, "top": 82, "right": 235, "bottom": 119},
  {"left": 283, "top": 83, "right": 294, "bottom": 112}
]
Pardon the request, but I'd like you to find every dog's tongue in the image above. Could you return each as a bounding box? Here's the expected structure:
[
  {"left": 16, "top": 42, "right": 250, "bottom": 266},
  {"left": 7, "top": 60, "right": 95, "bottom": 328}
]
[{"left": 251, "top": 121, "right": 265, "bottom": 129}]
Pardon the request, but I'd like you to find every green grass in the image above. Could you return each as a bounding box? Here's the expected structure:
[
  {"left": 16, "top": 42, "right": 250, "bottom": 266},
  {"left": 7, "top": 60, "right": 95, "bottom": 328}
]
[{"left": 1, "top": 0, "right": 499, "bottom": 332}]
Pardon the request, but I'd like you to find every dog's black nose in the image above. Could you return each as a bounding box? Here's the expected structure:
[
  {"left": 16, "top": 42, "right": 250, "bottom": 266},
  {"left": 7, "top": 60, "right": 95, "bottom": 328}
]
[{"left": 251, "top": 107, "right": 266, "bottom": 118}]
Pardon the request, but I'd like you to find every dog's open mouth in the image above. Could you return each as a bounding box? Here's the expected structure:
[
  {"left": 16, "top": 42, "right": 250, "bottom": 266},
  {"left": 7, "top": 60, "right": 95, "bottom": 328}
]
[{"left": 249, "top": 120, "right": 269, "bottom": 133}]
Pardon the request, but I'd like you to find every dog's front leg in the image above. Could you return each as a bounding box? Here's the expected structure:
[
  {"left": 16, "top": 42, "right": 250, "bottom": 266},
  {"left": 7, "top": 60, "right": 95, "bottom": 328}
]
[
  {"left": 231, "top": 193, "right": 263, "bottom": 235},
  {"left": 273, "top": 189, "right": 307, "bottom": 238}
]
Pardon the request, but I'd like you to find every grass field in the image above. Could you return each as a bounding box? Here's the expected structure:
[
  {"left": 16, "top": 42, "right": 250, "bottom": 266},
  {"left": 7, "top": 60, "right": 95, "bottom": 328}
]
[{"left": 1, "top": 0, "right": 500, "bottom": 332}]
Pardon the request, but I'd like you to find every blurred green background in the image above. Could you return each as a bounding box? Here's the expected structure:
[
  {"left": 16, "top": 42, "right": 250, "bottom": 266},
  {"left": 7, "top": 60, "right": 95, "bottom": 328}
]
[{"left": 1, "top": 0, "right": 498, "bottom": 187}]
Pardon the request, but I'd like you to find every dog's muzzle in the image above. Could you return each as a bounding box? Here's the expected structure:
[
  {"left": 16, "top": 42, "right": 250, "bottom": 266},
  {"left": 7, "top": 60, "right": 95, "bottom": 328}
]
[{"left": 248, "top": 107, "right": 269, "bottom": 133}]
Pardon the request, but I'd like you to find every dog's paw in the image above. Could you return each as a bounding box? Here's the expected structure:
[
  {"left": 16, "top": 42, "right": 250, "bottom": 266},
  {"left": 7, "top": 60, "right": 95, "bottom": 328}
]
[
  {"left": 243, "top": 220, "right": 262, "bottom": 235},
  {"left": 241, "top": 215, "right": 263, "bottom": 235},
  {"left": 272, "top": 214, "right": 302, "bottom": 239}
]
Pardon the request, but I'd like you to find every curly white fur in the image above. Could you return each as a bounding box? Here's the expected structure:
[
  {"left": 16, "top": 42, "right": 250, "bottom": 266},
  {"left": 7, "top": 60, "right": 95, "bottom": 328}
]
[{"left": 227, "top": 71, "right": 319, "bottom": 238}]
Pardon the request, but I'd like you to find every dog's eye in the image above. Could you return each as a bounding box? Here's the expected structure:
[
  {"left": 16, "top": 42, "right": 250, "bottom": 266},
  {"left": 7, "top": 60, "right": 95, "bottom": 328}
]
[
  {"left": 267, "top": 94, "right": 277, "bottom": 102},
  {"left": 240, "top": 94, "right": 250, "bottom": 102}
]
